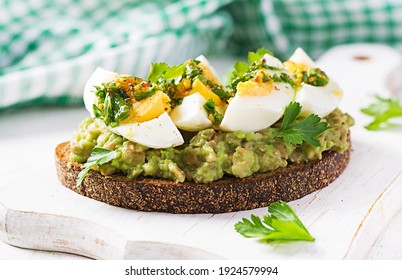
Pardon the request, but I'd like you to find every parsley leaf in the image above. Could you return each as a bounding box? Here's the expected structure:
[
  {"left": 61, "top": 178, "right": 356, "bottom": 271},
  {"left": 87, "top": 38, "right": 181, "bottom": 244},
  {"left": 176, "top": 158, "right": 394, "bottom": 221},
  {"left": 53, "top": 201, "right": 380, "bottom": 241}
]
[
  {"left": 230, "top": 61, "right": 248, "bottom": 81},
  {"left": 204, "top": 99, "right": 223, "bottom": 125},
  {"left": 76, "top": 147, "right": 118, "bottom": 186},
  {"left": 235, "top": 201, "right": 315, "bottom": 242},
  {"left": 164, "top": 63, "right": 186, "bottom": 80},
  {"left": 147, "top": 62, "right": 168, "bottom": 83},
  {"left": 273, "top": 102, "right": 331, "bottom": 147},
  {"left": 361, "top": 95, "right": 402, "bottom": 130},
  {"left": 147, "top": 62, "right": 186, "bottom": 83},
  {"left": 248, "top": 48, "right": 273, "bottom": 64}
]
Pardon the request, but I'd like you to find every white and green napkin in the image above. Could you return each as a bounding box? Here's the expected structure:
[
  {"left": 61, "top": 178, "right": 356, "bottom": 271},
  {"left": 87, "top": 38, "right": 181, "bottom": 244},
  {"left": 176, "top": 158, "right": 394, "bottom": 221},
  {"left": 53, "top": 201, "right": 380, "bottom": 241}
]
[{"left": 2, "top": 0, "right": 402, "bottom": 110}]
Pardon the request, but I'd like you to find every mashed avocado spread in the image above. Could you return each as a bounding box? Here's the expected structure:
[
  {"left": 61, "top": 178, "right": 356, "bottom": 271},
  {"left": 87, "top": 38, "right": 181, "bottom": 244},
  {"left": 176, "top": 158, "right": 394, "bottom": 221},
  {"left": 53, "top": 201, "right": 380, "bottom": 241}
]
[{"left": 70, "top": 109, "right": 353, "bottom": 183}]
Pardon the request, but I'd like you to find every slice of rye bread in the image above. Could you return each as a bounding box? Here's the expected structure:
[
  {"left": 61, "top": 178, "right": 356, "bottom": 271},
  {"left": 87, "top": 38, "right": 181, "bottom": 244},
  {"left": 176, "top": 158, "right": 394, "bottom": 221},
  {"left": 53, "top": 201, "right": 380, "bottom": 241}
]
[{"left": 55, "top": 138, "right": 351, "bottom": 214}]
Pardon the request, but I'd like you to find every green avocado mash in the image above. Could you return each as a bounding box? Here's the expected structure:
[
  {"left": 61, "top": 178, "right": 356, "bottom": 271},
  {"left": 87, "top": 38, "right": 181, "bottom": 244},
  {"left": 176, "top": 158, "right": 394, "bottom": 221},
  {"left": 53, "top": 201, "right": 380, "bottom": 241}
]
[{"left": 70, "top": 108, "right": 353, "bottom": 184}]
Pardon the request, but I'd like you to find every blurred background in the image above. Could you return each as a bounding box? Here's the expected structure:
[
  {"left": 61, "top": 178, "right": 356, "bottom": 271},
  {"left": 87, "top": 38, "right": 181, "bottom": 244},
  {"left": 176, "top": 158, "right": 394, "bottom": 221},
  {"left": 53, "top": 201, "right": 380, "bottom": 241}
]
[{"left": 1, "top": 0, "right": 402, "bottom": 111}]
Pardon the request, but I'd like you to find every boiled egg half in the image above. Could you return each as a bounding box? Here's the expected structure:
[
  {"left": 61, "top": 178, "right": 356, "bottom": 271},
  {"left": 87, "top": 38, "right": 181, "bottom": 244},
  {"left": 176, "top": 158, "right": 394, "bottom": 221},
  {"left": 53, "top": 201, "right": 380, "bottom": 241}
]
[
  {"left": 220, "top": 54, "right": 294, "bottom": 132},
  {"left": 83, "top": 67, "right": 184, "bottom": 148},
  {"left": 286, "top": 48, "right": 343, "bottom": 117},
  {"left": 169, "top": 55, "right": 226, "bottom": 131}
]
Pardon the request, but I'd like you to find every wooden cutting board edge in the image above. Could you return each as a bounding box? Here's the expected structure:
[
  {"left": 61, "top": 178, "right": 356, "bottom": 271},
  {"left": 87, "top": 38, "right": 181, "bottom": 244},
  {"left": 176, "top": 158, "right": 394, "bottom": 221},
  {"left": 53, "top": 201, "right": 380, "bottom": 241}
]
[{"left": 0, "top": 203, "right": 224, "bottom": 259}]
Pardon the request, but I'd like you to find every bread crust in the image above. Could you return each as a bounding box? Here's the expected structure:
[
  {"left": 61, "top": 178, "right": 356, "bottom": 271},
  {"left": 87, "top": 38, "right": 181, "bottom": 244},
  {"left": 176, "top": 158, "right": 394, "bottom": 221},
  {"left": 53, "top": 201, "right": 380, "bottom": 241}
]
[{"left": 55, "top": 139, "right": 351, "bottom": 214}]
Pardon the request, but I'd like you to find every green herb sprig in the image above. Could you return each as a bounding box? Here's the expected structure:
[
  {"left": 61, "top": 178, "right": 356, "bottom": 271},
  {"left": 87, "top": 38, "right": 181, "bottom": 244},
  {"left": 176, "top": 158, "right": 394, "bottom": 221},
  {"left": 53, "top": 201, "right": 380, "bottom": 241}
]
[
  {"left": 147, "top": 62, "right": 187, "bottom": 83},
  {"left": 231, "top": 61, "right": 249, "bottom": 78},
  {"left": 164, "top": 63, "right": 187, "bottom": 80},
  {"left": 247, "top": 48, "right": 273, "bottom": 64},
  {"left": 361, "top": 95, "right": 402, "bottom": 130},
  {"left": 76, "top": 147, "right": 118, "bottom": 186},
  {"left": 273, "top": 102, "right": 331, "bottom": 147},
  {"left": 235, "top": 201, "right": 315, "bottom": 243},
  {"left": 229, "top": 47, "right": 274, "bottom": 85},
  {"left": 147, "top": 62, "right": 168, "bottom": 83}
]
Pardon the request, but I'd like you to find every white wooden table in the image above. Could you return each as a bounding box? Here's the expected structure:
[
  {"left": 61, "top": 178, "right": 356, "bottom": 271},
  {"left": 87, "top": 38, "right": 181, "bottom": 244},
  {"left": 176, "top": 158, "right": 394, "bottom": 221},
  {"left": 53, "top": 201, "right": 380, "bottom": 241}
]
[{"left": 1, "top": 46, "right": 402, "bottom": 259}]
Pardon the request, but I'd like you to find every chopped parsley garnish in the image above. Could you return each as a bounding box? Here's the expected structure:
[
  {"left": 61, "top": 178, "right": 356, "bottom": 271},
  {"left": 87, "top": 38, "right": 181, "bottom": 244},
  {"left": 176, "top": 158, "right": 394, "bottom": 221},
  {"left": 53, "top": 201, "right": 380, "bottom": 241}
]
[
  {"left": 204, "top": 99, "right": 223, "bottom": 125},
  {"left": 301, "top": 68, "right": 329, "bottom": 87},
  {"left": 229, "top": 64, "right": 293, "bottom": 92},
  {"left": 259, "top": 63, "right": 284, "bottom": 72},
  {"left": 131, "top": 86, "right": 158, "bottom": 101},
  {"left": 261, "top": 71, "right": 271, "bottom": 82},
  {"left": 198, "top": 76, "right": 231, "bottom": 100},
  {"left": 361, "top": 95, "right": 402, "bottom": 130},
  {"left": 170, "top": 97, "right": 183, "bottom": 107},
  {"left": 272, "top": 73, "right": 295, "bottom": 87},
  {"left": 229, "top": 71, "right": 254, "bottom": 91},
  {"left": 273, "top": 102, "right": 331, "bottom": 147},
  {"left": 228, "top": 47, "right": 291, "bottom": 94},
  {"left": 150, "top": 58, "right": 230, "bottom": 105},
  {"left": 93, "top": 82, "right": 132, "bottom": 127},
  {"left": 235, "top": 201, "right": 315, "bottom": 243},
  {"left": 184, "top": 59, "right": 203, "bottom": 81},
  {"left": 76, "top": 147, "right": 118, "bottom": 186}
]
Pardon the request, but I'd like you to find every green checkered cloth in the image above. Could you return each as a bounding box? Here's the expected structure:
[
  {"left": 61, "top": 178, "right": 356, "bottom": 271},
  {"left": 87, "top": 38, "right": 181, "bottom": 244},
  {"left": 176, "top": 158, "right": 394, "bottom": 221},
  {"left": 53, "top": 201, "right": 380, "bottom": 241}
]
[{"left": 2, "top": 0, "right": 402, "bottom": 110}]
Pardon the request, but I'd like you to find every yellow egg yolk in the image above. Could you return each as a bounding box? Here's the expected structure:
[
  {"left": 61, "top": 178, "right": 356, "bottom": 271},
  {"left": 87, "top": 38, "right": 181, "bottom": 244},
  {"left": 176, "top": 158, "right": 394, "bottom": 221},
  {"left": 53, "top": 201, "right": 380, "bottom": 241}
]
[
  {"left": 189, "top": 78, "right": 225, "bottom": 106},
  {"left": 284, "top": 61, "right": 313, "bottom": 86},
  {"left": 198, "top": 62, "right": 220, "bottom": 84},
  {"left": 236, "top": 80, "right": 274, "bottom": 97},
  {"left": 113, "top": 75, "right": 171, "bottom": 123},
  {"left": 236, "top": 71, "right": 274, "bottom": 97},
  {"left": 172, "top": 60, "right": 226, "bottom": 106},
  {"left": 284, "top": 61, "right": 311, "bottom": 74},
  {"left": 120, "top": 90, "right": 171, "bottom": 123}
]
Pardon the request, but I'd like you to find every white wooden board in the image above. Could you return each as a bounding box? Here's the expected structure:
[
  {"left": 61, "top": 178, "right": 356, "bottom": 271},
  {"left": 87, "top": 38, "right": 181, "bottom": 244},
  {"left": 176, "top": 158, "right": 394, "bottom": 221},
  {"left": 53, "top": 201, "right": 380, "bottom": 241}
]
[{"left": 1, "top": 44, "right": 402, "bottom": 259}]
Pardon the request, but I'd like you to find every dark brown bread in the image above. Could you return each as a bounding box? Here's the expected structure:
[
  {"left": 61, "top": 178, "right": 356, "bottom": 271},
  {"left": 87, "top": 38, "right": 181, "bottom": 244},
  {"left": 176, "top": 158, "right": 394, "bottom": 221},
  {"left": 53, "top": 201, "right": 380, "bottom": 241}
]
[{"left": 55, "top": 139, "right": 351, "bottom": 214}]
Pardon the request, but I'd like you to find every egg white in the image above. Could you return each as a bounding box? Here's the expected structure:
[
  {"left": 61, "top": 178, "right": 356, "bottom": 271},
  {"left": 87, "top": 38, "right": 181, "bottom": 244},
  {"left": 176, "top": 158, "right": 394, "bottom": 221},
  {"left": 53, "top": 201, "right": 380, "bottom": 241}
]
[
  {"left": 169, "top": 55, "right": 220, "bottom": 131},
  {"left": 219, "top": 52, "right": 297, "bottom": 132},
  {"left": 110, "top": 112, "right": 184, "bottom": 149},
  {"left": 220, "top": 83, "right": 294, "bottom": 132},
  {"left": 261, "top": 53, "right": 284, "bottom": 69},
  {"left": 288, "top": 48, "right": 316, "bottom": 68},
  {"left": 170, "top": 93, "right": 212, "bottom": 131},
  {"left": 295, "top": 79, "right": 343, "bottom": 117},
  {"left": 288, "top": 48, "right": 343, "bottom": 117},
  {"left": 84, "top": 67, "right": 118, "bottom": 118}
]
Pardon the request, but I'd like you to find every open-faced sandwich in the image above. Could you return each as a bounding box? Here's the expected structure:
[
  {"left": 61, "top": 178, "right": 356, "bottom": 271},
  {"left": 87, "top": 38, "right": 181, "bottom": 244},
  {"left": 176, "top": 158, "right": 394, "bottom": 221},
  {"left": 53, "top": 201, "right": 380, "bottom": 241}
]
[{"left": 55, "top": 48, "right": 354, "bottom": 213}]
